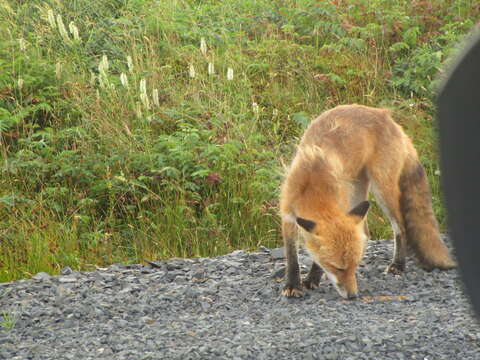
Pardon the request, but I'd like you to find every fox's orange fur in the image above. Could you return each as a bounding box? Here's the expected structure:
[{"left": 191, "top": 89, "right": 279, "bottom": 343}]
[{"left": 280, "top": 104, "right": 456, "bottom": 299}]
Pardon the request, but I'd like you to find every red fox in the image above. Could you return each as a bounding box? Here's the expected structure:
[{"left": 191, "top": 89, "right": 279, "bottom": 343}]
[{"left": 280, "top": 104, "right": 456, "bottom": 299}]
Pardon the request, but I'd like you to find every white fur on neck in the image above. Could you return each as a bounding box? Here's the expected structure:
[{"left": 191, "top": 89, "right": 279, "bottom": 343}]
[{"left": 282, "top": 213, "right": 297, "bottom": 224}]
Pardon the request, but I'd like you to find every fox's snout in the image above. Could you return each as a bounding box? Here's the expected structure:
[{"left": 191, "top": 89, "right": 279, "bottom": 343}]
[
  {"left": 324, "top": 269, "right": 358, "bottom": 300},
  {"left": 333, "top": 283, "right": 357, "bottom": 300}
]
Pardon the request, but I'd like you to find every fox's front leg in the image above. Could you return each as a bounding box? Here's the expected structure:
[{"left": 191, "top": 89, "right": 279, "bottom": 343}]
[
  {"left": 281, "top": 219, "right": 302, "bottom": 297},
  {"left": 302, "top": 262, "right": 323, "bottom": 290}
]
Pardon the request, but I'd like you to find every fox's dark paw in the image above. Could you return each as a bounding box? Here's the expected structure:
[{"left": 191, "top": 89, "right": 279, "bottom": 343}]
[
  {"left": 302, "top": 277, "right": 320, "bottom": 290},
  {"left": 282, "top": 284, "right": 303, "bottom": 297},
  {"left": 385, "top": 262, "right": 405, "bottom": 274}
]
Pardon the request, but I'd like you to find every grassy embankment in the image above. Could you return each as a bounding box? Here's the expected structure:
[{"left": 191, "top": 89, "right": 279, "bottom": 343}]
[{"left": 0, "top": 0, "right": 478, "bottom": 282}]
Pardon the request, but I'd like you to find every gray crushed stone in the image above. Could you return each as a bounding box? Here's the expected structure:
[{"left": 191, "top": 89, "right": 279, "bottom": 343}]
[{"left": 1, "top": 237, "right": 479, "bottom": 360}]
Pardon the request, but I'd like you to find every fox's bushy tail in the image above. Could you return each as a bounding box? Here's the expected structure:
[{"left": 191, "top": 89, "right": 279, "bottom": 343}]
[{"left": 399, "top": 158, "right": 456, "bottom": 270}]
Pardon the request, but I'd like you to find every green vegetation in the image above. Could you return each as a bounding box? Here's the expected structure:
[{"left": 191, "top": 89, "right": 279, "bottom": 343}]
[
  {"left": 0, "top": 0, "right": 478, "bottom": 282},
  {"left": 1, "top": 311, "right": 16, "bottom": 330}
]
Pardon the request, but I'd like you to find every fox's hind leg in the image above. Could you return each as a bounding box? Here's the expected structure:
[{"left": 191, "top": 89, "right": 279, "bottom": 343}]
[
  {"left": 351, "top": 169, "right": 371, "bottom": 239},
  {"left": 281, "top": 218, "right": 303, "bottom": 297},
  {"left": 369, "top": 171, "right": 408, "bottom": 274}
]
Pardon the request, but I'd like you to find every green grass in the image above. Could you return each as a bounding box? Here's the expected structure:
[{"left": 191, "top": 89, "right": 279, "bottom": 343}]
[
  {"left": 1, "top": 311, "right": 16, "bottom": 330},
  {"left": 0, "top": 0, "right": 479, "bottom": 282}
]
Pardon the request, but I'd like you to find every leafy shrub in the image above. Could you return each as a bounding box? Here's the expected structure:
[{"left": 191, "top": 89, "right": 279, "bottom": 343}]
[
  {"left": 391, "top": 20, "right": 475, "bottom": 98},
  {"left": 0, "top": 41, "right": 60, "bottom": 133}
]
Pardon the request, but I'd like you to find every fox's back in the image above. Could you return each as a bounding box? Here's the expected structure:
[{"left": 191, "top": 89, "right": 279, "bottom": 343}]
[
  {"left": 298, "top": 104, "right": 409, "bottom": 178},
  {"left": 301, "top": 104, "right": 402, "bottom": 148}
]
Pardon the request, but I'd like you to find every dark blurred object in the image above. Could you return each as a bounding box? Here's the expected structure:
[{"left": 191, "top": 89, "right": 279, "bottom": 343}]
[{"left": 437, "top": 29, "right": 480, "bottom": 317}]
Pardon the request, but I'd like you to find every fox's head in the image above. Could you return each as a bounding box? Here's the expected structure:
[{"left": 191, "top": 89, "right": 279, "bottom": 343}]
[{"left": 296, "top": 200, "right": 370, "bottom": 299}]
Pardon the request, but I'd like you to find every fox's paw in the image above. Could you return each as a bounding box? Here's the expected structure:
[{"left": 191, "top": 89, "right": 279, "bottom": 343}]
[
  {"left": 282, "top": 284, "right": 303, "bottom": 297},
  {"left": 421, "top": 258, "right": 457, "bottom": 272},
  {"left": 302, "top": 277, "right": 320, "bottom": 290},
  {"left": 438, "top": 259, "right": 457, "bottom": 270},
  {"left": 434, "top": 257, "right": 457, "bottom": 270},
  {"left": 385, "top": 262, "right": 405, "bottom": 275}
]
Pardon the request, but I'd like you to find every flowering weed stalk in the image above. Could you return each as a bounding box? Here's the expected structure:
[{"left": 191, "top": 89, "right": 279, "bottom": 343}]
[
  {"left": 69, "top": 22, "right": 81, "bottom": 42},
  {"left": 56, "top": 14, "right": 71, "bottom": 43},
  {"left": 227, "top": 67, "right": 234, "bottom": 81}
]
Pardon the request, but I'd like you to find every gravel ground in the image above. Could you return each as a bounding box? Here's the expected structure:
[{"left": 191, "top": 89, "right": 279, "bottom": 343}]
[{"left": 1, "top": 237, "right": 479, "bottom": 360}]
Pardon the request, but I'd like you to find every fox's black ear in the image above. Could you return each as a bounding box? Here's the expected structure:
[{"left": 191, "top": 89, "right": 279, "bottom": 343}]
[
  {"left": 296, "top": 217, "right": 316, "bottom": 232},
  {"left": 348, "top": 200, "right": 370, "bottom": 220}
]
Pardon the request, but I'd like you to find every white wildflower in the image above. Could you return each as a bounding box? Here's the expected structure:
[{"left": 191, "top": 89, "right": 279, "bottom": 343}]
[
  {"left": 227, "top": 67, "right": 234, "bottom": 81},
  {"left": 98, "top": 55, "right": 109, "bottom": 76},
  {"left": 56, "top": 14, "right": 70, "bottom": 42},
  {"left": 101, "top": 55, "right": 109, "bottom": 71},
  {"left": 140, "top": 93, "right": 150, "bottom": 110},
  {"left": 47, "top": 9, "right": 56, "bottom": 29},
  {"left": 97, "top": 57, "right": 110, "bottom": 87},
  {"left": 139, "top": 78, "right": 147, "bottom": 95},
  {"left": 200, "top": 37, "right": 207, "bottom": 56},
  {"left": 18, "top": 38, "right": 27, "bottom": 51},
  {"left": 208, "top": 62, "right": 215, "bottom": 75},
  {"left": 273, "top": 108, "right": 279, "bottom": 116},
  {"left": 17, "top": 78, "right": 24, "bottom": 90},
  {"left": 120, "top": 73, "right": 129, "bottom": 89},
  {"left": 127, "top": 55, "right": 133, "bottom": 73},
  {"left": 152, "top": 88, "right": 160, "bottom": 107},
  {"left": 69, "top": 22, "right": 80, "bottom": 42},
  {"left": 189, "top": 64, "right": 196, "bottom": 78},
  {"left": 252, "top": 102, "right": 259, "bottom": 114}
]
